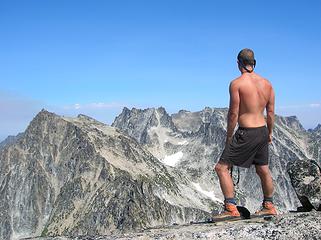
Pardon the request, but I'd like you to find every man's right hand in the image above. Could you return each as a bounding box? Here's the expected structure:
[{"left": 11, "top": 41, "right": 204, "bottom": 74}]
[
  {"left": 225, "top": 136, "right": 233, "bottom": 146},
  {"left": 268, "top": 133, "right": 273, "bottom": 144}
]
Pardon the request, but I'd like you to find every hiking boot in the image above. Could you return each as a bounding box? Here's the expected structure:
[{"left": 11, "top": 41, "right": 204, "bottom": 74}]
[
  {"left": 212, "top": 203, "right": 241, "bottom": 222},
  {"left": 253, "top": 201, "right": 277, "bottom": 217}
]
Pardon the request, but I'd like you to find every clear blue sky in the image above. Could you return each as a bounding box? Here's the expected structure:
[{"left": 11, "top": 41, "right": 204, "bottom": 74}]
[{"left": 1, "top": 0, "right": 321, "bottom": 140}]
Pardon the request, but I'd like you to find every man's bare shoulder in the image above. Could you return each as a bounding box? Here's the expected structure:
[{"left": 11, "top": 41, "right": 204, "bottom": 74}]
[
  {"left": 229, "top": 76, "right": 242, "bottom": 88},
  {"left": 255, "top": 73, "right": 273, "bottom": 88},
  {"left": 263, "top": 78, "right": 273, "bottom": 93}
]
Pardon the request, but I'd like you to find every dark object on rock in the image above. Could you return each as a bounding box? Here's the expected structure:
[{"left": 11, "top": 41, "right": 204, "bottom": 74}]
[
  {"left": 292, "top": 206, "right": 314, "bottom": 212},
  {"left": 237, "top": 206, "right": 251, "bottom": 219},
  {"left": 287, "top": 159, "right": 321, "bottom": 211}
]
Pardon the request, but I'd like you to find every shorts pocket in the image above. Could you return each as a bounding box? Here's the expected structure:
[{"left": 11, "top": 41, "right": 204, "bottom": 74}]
[{"left": 235, "top": 129, "right": 247, "bottom": 143}]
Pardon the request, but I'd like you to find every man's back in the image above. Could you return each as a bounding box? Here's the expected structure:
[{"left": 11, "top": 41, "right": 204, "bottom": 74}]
[{"left": 233, "top": 72, "right": 273, "bottom": 128}]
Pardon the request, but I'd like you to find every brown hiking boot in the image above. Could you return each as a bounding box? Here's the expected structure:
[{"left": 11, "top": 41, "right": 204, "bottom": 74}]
[
  {"left": 253, "top": 201, "right": 277, "bottom": 217},
  {"left": 212, "top": 203, "right": 241, "bottom": 222}
]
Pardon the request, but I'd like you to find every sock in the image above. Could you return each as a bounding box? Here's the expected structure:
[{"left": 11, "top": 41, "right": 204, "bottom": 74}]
[
  {"left": 263, "top": 196, "right": 273, "bottom": 203},
  {"left": 224, "top": 198, "right": 237, "bottom": 205}
]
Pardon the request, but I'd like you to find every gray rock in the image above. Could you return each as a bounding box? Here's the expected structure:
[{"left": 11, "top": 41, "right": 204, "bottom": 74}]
[
  {"left": 112, "top": 107, "right": 177, "bottom": 145},
  {"left": 32, "top": 211, "right": 321, "bottom": 240},
  {"left": 0, "top": 110, "right": 219, "bottom": 240},
  {"left": 309, "top": 124, "right": 321, "bottom": 134},
  {"left": 287, "top": 158, "right": 321, "bottom": 210},
  {"left": 308, "top": 124, "right": 321, "bottom": 166},
  {"left": 0, "top": 132, "right": 23, "bottom": 150}
]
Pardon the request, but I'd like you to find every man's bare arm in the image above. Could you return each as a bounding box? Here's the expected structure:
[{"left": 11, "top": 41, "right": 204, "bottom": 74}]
[
  {"left": 266, "top": 86, "right": 275, "bottom": 143},
  {"left": 226, "top": 81, "right": 240, "bottom": 144}
]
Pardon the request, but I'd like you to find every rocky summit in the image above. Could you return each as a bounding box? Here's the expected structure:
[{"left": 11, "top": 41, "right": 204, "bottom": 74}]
[
  {"left": 0, "top": 107, "right": 320, "bottom": 240},
  {"left": 33, "top": 211, "right": 321, "bottom": 240}
]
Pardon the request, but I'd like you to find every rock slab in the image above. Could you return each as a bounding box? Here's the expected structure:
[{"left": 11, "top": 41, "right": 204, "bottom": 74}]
[{"left": 287, "top": 158, "right": 321, "bottom": 210}]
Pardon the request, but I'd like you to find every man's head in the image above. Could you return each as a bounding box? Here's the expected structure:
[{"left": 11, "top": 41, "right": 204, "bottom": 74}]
[{"left": 237, "top": 48, "right": 256, "bottom": 73}]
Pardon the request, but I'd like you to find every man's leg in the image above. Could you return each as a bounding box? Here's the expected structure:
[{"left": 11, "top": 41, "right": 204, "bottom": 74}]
[
  {"left": 215, "top": 161, "right": 234, "bottom": 199},
  {"left": 255, "top": 165, "right": 274, "bottom": 198},
  {"left": 254, "top": 164, "right": 277, "bottom": 215},
  {"left": 213, "top": 161, "right": 240, "bottom": 219}
]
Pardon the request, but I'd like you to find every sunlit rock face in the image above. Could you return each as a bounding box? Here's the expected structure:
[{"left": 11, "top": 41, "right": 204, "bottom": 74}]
[{"left": 0, "top": 110, "right": 220, "bottom": 240}]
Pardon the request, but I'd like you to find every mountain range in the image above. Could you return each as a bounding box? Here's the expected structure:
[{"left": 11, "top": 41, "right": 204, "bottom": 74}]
[{"left": 0, "top": 107, "right": 320, "bottom": 239}]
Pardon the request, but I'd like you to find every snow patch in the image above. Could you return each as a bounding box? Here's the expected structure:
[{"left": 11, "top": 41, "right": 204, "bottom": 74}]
[
  {"left": 192, "top": 182, "right": 223, "bottom": 203},
  {"left": 178, "top": 140, "right": 188, "bottom": 145},
  {"left": 162, "top": 152, "right": 183, "bottom": 167},
  {"left": 303, "top": 176, "right": 315, "bottom": 184}
]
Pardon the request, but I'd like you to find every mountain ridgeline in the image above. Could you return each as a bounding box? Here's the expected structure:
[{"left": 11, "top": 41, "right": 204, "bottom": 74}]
[
  {"left": 112, "top": 107, "right": 321, "bottom": 211},
  {"left": 0, "top": 107, "right": 320, "bottom": 239},
  {"left": 0, "top": 110, "right": 217, "bottom": 240}
]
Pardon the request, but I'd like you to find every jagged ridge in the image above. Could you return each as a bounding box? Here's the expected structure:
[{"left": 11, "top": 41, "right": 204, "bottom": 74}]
[
  {"left": 0, "top": 110, "right": 220, "bottom": 240},
  {"left": 112, "top": 107, "right": 321, "bottom": 212}
]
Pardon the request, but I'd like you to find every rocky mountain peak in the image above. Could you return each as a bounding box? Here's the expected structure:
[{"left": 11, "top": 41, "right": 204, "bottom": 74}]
[
  {"left": 313, "top": 124, "right": 321, "bottom": 133},
  {"left": 22, "top": 109, "right": 66, "bottom": 143},
  {"left": 0, "top": 133, "right": 24, "bottom": 150},
  {"left": 34, "top": 108, "right": 58, "bottom": 120},
  {"left": 112, "top": 107, "right": 177, "bottom": 144},
  {"left": 1, "top": 109, "right": 219, "bottom": 239},
  {"left": 275, "top": 115, "right": 305, "bottom": 133},
  {"left": 77, "top": 114, "right": 100, "bottom": 122},
  {"left": 156, "top": 106, "right": 177, "bottom": 130},
  {"left": 26, "top": 109, "right": 60, "bottom": 127},
  {"left": 171, "top": 107, "right": 227, "bottom": 137}
]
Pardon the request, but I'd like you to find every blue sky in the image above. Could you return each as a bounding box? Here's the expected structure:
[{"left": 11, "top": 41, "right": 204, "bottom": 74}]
[{"left": 1, "top": 0, "right": 321, "bottom": 140}]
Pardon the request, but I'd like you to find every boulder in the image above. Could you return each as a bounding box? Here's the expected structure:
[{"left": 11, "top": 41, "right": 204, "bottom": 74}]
[{"left": 287, "top": 158, "right": 321, "bottom": 211}]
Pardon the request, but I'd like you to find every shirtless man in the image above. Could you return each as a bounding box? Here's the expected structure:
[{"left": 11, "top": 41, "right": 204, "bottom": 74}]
[{"left": 213, "top": 48, "right": 277, "bottom": 220}]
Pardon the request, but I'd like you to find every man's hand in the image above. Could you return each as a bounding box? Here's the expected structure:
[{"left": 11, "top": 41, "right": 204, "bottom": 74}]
[
  {"left": 266, "top": 86, "right": 275, "bottom": 145},
  {"left": 225, "top": 136, "right": 233, "bottom": 146},
  {"left": 268, "top": 133, "right": 272, "bottom": 144}
]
